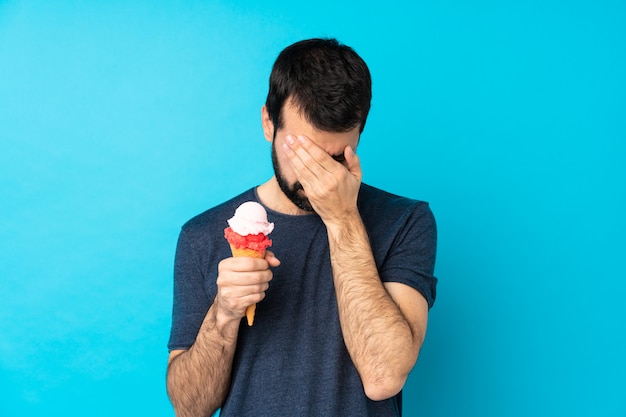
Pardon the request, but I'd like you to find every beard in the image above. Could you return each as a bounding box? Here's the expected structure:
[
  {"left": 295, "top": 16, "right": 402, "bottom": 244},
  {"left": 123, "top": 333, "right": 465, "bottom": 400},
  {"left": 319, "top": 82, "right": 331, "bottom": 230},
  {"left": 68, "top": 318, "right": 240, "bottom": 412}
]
[{"left": 271, "top": 142, "right": 315, "bottom": 213}]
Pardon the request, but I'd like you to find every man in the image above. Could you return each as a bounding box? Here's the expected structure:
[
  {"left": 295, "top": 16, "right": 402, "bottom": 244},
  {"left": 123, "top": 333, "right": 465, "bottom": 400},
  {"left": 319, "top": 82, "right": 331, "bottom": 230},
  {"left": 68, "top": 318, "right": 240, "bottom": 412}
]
[{"left": 166, "top": 38, "right": 437, "bottom": 417}]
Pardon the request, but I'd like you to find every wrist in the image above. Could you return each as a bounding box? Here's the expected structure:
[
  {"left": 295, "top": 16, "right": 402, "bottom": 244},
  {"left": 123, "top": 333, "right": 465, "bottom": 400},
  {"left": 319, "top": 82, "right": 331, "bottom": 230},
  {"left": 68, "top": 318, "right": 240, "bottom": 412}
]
[
  {"left": 324, "top": 209, "right": 363, "bottom": 240},
  {"left": 211, "top": 299, "right": 241, "bottom": 342}
]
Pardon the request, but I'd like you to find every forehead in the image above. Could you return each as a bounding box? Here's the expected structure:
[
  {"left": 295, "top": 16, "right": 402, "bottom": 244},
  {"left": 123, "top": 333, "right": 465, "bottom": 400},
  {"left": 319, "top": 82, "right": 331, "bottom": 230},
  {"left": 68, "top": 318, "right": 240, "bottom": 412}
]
[{"left": 279, "top": 100, "right": 360, "bottom": 148}]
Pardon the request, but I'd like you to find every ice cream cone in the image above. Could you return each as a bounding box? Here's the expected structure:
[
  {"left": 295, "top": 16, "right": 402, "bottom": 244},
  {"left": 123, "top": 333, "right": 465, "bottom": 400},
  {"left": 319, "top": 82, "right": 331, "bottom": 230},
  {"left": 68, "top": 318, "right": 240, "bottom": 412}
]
[
  {"left": 224, "top": 201, "right": 274, "bottom": 327},
  {"left": 229, "top": 245, "right": 265, "bottom": 259},
  {"left": 229, "top": 244, "right": 265, "bottom": 326}
]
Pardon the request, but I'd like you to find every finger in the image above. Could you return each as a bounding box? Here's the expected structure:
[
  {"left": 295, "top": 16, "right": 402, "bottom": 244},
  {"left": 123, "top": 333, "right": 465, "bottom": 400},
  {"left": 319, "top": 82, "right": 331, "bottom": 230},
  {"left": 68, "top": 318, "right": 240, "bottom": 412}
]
[
  {"left": 221, "top": 256, "right": 269, "bottom": 272},
  {"left": 344, "top": 146, "right": 362, "bottom": 182},
  {"left": 283, "top": 135, "right": 337, "bottom": 189},
  {"left": 238, "top": 270, "right": 273, "bottom": 285},
  {"left": 217, "top": 271, "right": 273, "bottom": 295},
  {"left": 226, "top": 280, "right": 270, "bottom": 296},
  {"left": 285, "top": 135, "right": 339, "bottom": 176},
  {"left": 264, "top": 250, "right": 281, "bottom": 267},
  {"left": 282, "top": 139, "right": 321, "bottom": 188},
  {"left": 218, "top": 286, "right": 267, "bottom": 314},
  {"left": 293, "top": 135, "right": 338, "bottom": 173},
  {"left": 242, "top": 290, "right": 268, "bottom": 306},
  {"left": 234, "top": 277, "right": 271, "bottom": 301}
]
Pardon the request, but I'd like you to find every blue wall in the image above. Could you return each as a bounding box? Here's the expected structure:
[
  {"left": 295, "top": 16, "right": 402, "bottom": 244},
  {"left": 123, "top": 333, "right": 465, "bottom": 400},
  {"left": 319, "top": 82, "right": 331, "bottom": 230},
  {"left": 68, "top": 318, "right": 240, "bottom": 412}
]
[{"left": 1, "top": 1, "right": 624, "bottom": 416}]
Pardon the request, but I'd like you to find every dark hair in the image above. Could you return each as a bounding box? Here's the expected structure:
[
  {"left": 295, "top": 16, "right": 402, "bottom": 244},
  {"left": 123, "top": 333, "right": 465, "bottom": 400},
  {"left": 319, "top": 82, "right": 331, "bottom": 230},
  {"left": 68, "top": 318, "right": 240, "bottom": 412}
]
[{"left": 265, "top": 38, "right": 372, "bottom": 135}]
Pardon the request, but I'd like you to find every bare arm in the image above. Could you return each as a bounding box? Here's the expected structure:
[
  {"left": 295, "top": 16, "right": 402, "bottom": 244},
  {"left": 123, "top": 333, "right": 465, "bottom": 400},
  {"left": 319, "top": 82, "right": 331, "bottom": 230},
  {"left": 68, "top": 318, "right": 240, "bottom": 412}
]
[
  {"left": 167, "top": 254, "right": 279, "bottom": 416},
  {"left": 326, "top": 213, "right": 428, "bottom": 401},
  {"left": 283, "top": 135, "right": 428, "bottom": 400},
  {"left": 166, "top": 302, "right": 239, "bottom": 417}
]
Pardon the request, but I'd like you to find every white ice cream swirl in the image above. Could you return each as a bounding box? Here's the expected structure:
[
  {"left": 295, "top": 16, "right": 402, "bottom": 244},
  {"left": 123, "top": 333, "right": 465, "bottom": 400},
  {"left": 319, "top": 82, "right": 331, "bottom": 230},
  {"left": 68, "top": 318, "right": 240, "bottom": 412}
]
[{"left": 227, "top": 201, "right": 274, "bottom": 236}]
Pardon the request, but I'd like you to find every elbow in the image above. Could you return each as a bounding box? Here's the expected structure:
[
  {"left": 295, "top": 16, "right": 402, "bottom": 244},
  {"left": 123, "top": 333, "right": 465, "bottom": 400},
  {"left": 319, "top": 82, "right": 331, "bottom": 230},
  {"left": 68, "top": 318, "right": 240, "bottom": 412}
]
[
  {"left": 362, "top": 374, "right": 408, "bottom": 401},
  {"left": 361, "top": 348, "right": 420, "bottom": 401}
]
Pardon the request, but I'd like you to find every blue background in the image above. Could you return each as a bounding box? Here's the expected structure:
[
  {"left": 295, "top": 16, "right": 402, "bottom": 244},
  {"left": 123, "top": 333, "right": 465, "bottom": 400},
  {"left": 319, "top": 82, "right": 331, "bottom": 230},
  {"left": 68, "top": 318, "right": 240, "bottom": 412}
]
[{"left": 1, "top": 1, "right": 624, "bottom": 416}]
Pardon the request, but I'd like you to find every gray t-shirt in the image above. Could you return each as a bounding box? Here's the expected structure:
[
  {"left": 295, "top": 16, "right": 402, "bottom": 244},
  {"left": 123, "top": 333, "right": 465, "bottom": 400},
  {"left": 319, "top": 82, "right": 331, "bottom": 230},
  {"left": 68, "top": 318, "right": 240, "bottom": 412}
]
[{"left": 168, "top": 184, "right": 438, "bottom": 416}]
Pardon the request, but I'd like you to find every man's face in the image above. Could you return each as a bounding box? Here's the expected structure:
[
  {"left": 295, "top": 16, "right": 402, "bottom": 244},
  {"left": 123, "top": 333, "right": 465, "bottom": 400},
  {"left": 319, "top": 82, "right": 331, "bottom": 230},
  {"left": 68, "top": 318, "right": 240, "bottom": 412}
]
[{"left": 267, "top": 100, "right": 360, "bottom": 213}]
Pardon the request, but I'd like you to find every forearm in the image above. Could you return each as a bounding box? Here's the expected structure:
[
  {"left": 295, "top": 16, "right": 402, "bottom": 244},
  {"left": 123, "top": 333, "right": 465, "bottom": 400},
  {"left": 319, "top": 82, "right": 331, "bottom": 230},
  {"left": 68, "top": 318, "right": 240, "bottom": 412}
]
[
  {"left": 326, "top": 212, "right": 419, "bottom": 400},
  {"left": 167, "top": 301, "right": 239, "bottom": 417}
]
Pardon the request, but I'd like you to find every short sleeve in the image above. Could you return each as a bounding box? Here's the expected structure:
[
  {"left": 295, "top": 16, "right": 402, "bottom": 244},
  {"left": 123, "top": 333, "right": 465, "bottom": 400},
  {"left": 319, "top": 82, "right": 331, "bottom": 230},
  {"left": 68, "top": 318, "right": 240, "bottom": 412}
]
[
  {"left": 379, "top": 203, "right": 438, "bottom": 309},
  {"left": 167, "top": 228, "right": 212, "bottom": 351}
]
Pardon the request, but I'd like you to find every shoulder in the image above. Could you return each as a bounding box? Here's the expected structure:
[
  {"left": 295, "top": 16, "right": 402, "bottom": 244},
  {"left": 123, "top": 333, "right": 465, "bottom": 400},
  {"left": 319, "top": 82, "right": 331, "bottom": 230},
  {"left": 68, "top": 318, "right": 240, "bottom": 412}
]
[
  {"left": 358, "top": 183, "right": 436, "bottom": 260},
  {"left": 358, "top": 183, "right": 434, "bottom": 226}
]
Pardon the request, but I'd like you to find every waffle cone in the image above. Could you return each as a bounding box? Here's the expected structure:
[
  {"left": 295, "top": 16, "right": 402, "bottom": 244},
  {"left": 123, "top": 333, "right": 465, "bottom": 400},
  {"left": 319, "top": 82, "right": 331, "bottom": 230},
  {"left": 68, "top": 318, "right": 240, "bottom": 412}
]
[
  {"left": 229, "top": 244, "right": 265, "bottom": 326},
  {"left": 229, "top": 245, "right": 266, "bottom": 259}
]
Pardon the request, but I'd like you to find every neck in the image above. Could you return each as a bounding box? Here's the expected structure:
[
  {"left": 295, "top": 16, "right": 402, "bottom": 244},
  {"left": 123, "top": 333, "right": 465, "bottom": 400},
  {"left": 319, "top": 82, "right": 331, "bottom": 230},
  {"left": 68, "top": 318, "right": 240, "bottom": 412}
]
[{"left": 257, "top": 177, "right": 311, "bottom": 216}]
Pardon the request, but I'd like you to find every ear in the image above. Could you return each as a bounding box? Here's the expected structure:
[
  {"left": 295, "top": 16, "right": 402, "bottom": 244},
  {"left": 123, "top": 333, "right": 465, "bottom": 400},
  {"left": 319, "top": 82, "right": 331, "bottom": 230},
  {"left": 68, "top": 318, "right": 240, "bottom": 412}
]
[{"left": 261, "top": 105, "right": 274, "bottom": 143}]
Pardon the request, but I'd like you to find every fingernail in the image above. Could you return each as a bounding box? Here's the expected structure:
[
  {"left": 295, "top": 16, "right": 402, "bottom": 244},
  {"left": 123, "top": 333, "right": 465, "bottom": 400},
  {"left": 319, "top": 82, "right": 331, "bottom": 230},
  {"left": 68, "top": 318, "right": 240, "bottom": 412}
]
[
  {"left": 285, "top": 135, "right": 294, "bottom": 145},
  {"left": 297, "top": 135, "right": 306, "bottom": 144}
]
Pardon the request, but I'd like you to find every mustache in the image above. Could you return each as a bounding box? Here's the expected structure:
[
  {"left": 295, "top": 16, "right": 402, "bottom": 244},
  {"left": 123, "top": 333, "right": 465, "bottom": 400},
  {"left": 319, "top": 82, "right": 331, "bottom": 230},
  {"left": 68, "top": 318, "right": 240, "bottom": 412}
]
[{"left": 293, "top": 182, "right": 304, "bottom": 191}]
